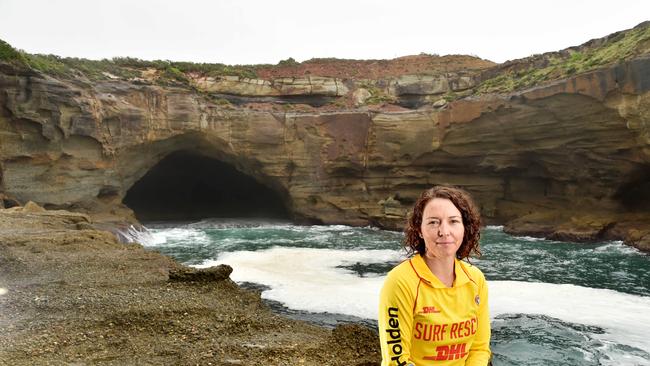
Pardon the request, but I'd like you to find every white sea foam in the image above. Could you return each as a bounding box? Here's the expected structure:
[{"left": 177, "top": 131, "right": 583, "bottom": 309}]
[
  {"left": 141, "top": 227, "right": 211, "bottom": 247},
  {"left": 109, "top": 224, "right": 153, "bottom": 244},
  {"left": 516, "top": 235, "right": 547, "bottom": 242},
  {"left": 0, "top": 288, "right": 7, "bottom": 296},
  {"left": 197, "top": 247, "right": 403, "bottom": 319},
  {"left": 197, "top": 246, "right": 650, "bottom": 357},
  {"left": 308, "top": 224, "right": 357, "bottom": 232},
  {"left": 491, "top": 281, "right": 650, "bottom": 356},
  {"left": 485, "top": 225, "right": 504, "bottom": 230},
  {"left": 218, "top": 237, "right": 298, "bottom": 246},
  {"left": 593, "top": 241, "right": 643, "bottom": 255}
]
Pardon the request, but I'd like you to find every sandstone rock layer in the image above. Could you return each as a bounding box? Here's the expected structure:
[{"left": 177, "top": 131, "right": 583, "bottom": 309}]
[{"left": 1, "top": 42, "right": 649, "bottom": 251}]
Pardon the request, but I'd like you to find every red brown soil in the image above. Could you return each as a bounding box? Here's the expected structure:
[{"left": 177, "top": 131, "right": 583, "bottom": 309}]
[{"left": 255, "top": 54, "right": 496, "bottom": 79}]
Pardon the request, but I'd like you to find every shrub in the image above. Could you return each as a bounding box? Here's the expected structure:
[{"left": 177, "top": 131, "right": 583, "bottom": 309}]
[
  {"left": 277, "top": 57, "right": 299, "bottom": 67},
  {"left": 22, "top": 54, "right": 70, "bottom": 76},
  {"left": 0, "top": 39, "right": 23, "bottom": 62}
]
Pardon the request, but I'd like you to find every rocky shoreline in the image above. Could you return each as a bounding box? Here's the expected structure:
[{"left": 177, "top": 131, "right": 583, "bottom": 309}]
[
  {"left": 0, "top": 205, "right": 380, "bottom": 366},
  {"left": 2, "top": 22, "right": 650, "bottom": 366},
  {"left": 2, "top": 24, "right": 650, "bottom": 255}
]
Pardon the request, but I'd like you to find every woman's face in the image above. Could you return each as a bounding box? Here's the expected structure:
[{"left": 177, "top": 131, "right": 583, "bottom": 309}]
[{"left": 420, "top": 198, "right": 465, "bottom": 259}]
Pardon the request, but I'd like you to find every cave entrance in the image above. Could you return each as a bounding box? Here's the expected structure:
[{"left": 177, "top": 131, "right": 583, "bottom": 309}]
[
  {"left": 614, "top": 164, "right": 650, "bottom": 212},
  {"left": 123, "top": 151, "right": 290, "bottom": 222}
]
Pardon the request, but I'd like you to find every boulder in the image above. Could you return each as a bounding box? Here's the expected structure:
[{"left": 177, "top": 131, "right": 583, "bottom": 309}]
[{"left": 168, "top": 265, "right": 233, "bottom": 283}]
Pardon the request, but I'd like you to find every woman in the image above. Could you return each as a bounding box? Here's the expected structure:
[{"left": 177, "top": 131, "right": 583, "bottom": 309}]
[{"left": 378, "top": 186, "right": 491, "bottom": 366}]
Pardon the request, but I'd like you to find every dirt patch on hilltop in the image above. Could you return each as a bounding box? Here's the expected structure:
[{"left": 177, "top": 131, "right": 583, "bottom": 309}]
[{"left": 256, "top": 54, "right": 496, "bottom": 79}]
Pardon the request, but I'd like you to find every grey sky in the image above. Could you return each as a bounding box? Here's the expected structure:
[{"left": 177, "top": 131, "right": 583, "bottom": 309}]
[{"left": 1, "top": 0, "right": 648, "bottom": 65}]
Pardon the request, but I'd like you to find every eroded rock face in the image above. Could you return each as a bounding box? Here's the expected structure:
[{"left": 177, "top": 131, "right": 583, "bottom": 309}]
[
  {"left": 191, "top": 75, "right": 349, "bottom": 97},
  {"left": 1, "top": 57, "right": 649, "bottom": 250}
]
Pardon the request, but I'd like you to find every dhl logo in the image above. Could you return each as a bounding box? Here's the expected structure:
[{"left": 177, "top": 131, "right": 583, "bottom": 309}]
[
  {"left": 423, "top": 343, "right": 468, "bottom": 361},
  {"left": 419, "top": 306, "right": 441, "bottom": 314}
]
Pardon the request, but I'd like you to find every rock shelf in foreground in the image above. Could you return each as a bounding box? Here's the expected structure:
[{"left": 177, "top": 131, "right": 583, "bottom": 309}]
[{"left": 0, "top": 206, "right": 380, "bottom": 365}]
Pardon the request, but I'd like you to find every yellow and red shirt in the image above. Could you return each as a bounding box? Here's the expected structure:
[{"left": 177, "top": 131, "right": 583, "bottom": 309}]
[{"left": 378, "top": 254, "right": 491, "bottom": 366}]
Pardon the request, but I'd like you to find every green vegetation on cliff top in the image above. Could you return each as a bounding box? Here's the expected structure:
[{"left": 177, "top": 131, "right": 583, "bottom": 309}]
[
  {"left": 13, "top": 55, "right": 259, "bottom": 86},
  {"left": 477, "top": 22, "right": 650, "bottom": 94},
  {"left": 0, "top": 40, "right": 259, "bottom": 86},
  {"left": 1, "top": 21, "right": 648, "bottom": 96},
  {"left": 0, "top": 39, "right": 26, "bottom": 64}
]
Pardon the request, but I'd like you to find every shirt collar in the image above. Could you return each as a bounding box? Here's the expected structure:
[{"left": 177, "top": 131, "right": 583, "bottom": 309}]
[{"left": 410, "top": 254, "right": 472, "bottom": 288}]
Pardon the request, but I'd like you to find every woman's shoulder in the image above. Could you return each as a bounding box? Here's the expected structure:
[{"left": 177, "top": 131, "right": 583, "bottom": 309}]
[
  {"left": 381, "top": 257, "right": 421, "bottom": 299},
  {"left": 383, "top": 257, "right": 420, "bottom": 284},
  {"left": 460, "top": 260, "right": 487, "bottom": 283},
  {"left": 388, "top": 255, "right": 420, "bottom": 274}
]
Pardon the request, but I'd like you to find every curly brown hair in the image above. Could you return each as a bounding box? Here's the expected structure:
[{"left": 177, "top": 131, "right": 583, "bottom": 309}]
[{"left": 404, "top": 185, "right": 482, "bottom": 259}]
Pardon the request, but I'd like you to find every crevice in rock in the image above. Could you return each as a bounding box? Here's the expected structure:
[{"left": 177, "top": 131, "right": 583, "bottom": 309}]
[
  {"left": 209, "top": 93, "right": 335, "bottom": 107},
  {"left": 395, "top": 94, "right": 428, "bottom": 109},
  {"left": 123, "top": 150, "right": 290, "bottom": 222},
  {"left": 614, "top": 164, "right": 650, "bottom": 211}
]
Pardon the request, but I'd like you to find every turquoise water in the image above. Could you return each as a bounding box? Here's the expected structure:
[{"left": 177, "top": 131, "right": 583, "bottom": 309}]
[{"left": 138, "top": 219, "right": 650, "bottom": 365}]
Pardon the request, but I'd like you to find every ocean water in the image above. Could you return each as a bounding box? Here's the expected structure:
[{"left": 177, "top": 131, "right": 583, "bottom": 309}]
[{"left": 136, "top": 219, "right": 650, "bottom": 366}]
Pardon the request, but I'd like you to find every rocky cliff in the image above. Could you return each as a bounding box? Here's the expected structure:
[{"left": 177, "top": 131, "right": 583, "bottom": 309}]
[{"left": 1, "top": 22, "right": 649, "bottom": 250}]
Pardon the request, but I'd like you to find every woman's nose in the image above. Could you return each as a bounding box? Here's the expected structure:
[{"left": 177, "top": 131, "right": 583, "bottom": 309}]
[{"left": 437, "top": 222, "right": 450, "bottom": 236}]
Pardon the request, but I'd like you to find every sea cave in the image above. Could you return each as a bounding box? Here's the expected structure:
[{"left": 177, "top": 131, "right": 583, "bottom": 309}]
[{"left": 123, "top": 150, "right": 290, "bottom": 222}]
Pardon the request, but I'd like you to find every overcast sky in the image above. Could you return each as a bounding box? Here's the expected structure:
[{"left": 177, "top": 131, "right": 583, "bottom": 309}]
[{"left": 1, "top": 0, "right": 648, "bottom": 65}]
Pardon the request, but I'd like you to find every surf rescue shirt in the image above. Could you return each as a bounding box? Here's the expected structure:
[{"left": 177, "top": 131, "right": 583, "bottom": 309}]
[{"left": 378, "top": 254, "right": 491, "bottom": 365}]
